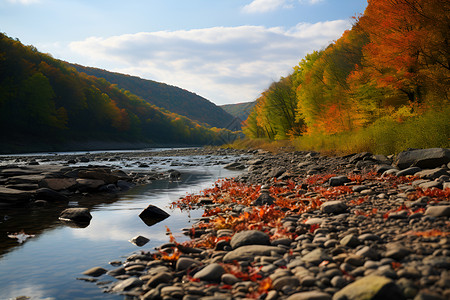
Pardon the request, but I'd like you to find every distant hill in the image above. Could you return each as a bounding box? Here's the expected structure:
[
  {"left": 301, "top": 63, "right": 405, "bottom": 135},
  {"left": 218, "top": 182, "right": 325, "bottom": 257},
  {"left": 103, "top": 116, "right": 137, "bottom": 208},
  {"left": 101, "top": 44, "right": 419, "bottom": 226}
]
[
  {"left": 72, "top": 65, "right": 237, "bottom": 130},
  {"left": 221, "top": 101, "right": 256, "bottom": 123},
  {"left": 0, "top": 33, "right": 237, "bottom": 153}
]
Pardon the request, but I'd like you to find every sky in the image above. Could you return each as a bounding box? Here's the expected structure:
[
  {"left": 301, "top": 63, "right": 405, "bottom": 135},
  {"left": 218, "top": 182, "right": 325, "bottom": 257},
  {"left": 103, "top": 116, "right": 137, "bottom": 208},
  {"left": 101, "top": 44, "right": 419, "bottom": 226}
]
[{"left": 1, "top": 0, "right": 368, "bottom": 105}]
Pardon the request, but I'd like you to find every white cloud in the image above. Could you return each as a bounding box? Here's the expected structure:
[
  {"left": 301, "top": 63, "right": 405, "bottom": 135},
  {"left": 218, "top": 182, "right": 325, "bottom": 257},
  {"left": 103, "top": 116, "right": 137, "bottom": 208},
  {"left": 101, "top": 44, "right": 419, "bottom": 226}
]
[
  {"left": 299, "top": 0, "right": 324, "bottom": 4},
  {"left": 242, "top": 0, "right": 291, "bottom": 13},
  {"left": 66, "top": 20, "right": 350, "bottom": 105},
  {"left": 7, "top": 0, "right": 40, "bottom": 4}
]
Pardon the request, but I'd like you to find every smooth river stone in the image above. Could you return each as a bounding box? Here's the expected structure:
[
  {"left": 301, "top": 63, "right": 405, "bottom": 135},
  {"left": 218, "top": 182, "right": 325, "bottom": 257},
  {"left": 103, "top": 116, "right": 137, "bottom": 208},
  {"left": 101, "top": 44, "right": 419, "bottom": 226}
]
[{"left": 222, "top": 245, "right": 285, "bottom": 263}]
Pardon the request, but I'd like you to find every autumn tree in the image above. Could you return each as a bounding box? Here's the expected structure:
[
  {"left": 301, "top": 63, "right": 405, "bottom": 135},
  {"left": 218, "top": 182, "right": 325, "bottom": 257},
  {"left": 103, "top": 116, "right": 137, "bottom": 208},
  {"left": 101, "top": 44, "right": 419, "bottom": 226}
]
[{"left": 357, "top": 0, "right": 450, "bottom": 104}]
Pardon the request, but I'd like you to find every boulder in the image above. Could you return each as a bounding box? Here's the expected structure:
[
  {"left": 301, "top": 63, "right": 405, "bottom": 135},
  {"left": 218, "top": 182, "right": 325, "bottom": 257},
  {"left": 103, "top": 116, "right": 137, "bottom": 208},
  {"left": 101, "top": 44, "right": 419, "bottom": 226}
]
[
  {"left": 59, "top": 208, "right": 92, "bottom": 222},
  {"left": 230, "top": 230, "right": 270, "bottom": 249},
  {"left": 332, "top": 275, "right": 405, "bottom": 300},
  {"left": 395, "top": 148, "right": 450, "bottom": 169},
  {"left": 139, "top": 204, "right": 170, "bottom": 226}
]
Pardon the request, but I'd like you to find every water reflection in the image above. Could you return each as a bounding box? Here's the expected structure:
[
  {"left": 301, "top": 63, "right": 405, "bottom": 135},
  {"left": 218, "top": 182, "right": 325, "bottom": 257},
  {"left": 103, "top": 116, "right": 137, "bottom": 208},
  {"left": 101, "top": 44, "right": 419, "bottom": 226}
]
[{"left": 0, "top": 161, "right": 241, "bottom": 299}]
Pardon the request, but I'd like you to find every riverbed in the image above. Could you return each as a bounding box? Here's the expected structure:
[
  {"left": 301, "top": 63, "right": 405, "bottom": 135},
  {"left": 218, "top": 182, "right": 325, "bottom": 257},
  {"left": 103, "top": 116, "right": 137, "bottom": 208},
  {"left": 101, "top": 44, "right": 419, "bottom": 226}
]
[{"left": 0, "top": 148, "right": 245, "bottom": 299}]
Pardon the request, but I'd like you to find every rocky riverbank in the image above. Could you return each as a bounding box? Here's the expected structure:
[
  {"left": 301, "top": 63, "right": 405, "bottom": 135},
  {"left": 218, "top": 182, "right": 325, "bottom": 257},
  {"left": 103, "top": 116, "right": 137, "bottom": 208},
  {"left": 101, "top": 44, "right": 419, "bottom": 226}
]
[{"left": 78, "top": 147, "right": 450, "bottom": 300}]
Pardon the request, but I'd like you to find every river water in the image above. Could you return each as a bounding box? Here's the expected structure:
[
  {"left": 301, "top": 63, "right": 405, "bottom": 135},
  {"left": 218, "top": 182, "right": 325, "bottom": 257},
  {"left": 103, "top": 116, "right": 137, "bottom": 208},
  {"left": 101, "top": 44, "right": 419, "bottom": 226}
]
[{"left": 0, "top": 149, "right": 243, "bottom": 299}]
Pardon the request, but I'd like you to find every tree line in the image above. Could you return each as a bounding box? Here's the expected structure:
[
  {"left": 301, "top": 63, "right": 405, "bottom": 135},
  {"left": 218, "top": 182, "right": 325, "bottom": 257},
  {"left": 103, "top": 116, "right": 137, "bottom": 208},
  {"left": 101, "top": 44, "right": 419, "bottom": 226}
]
[
  {"left": 243, "top": 0, "right": 449, "bottom": 145},
  {"left": 0, "top": 33, "right": 237, "bottom": 152}
]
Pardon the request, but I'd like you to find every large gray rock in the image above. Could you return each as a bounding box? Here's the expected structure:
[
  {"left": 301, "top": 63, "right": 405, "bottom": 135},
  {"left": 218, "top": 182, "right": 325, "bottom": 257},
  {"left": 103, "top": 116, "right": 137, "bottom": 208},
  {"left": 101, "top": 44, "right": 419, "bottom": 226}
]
[
  {"left": 395, "top": 148, "right": 450, "bottom": 169},
  {"left": 230, "top": 230, "right": 270, "bottom": 249},
  {"left": 59, "top": 208, "right": 92, "bottom": 222},
  {"left": 332, "top": 275, "right": 405, "bottom": 300},
  {"left": 223, "top": 245, "right": 285, "bottom": 262}
]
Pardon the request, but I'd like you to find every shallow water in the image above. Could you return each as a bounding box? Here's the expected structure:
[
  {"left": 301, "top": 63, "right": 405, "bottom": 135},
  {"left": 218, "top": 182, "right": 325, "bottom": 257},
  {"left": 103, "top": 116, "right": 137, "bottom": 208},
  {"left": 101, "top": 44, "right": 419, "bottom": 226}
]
[{"left": 0, "top": 151, "right": 242, "bottom": 299}]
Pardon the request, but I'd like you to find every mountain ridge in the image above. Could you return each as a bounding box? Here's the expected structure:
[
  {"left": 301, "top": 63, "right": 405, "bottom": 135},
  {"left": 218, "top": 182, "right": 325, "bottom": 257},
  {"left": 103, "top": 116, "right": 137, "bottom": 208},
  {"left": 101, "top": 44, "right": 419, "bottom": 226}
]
[{"left": 71, "top": 64, "right": 238, "bottom": 130}]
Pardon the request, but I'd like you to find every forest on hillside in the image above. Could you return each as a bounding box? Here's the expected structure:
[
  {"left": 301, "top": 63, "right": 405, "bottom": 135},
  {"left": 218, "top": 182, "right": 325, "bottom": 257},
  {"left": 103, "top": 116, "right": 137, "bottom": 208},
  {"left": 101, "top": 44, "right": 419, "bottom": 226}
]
[
  {"left": 71, "top": 65, "right": 237, "bottom": 130},
  {"left": 0, "top": 33, "right": 237, "bottom": 153},
  {"left": 242, "top": 0, "right": 449, "bottom": 154}
]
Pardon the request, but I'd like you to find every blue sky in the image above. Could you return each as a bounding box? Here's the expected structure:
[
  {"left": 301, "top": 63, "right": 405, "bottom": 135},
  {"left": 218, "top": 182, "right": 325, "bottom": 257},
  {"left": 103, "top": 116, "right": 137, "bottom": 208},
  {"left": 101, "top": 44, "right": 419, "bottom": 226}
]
[{"left": 1, "top": 0, "right": 368, "bottom": 105}]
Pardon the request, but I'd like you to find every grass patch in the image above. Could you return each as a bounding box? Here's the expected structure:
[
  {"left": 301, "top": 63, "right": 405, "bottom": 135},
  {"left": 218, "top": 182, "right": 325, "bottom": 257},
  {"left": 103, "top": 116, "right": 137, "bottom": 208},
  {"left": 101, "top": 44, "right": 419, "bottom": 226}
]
[{"left": 228, "top": 106, "right": 449, "bottom": 156}]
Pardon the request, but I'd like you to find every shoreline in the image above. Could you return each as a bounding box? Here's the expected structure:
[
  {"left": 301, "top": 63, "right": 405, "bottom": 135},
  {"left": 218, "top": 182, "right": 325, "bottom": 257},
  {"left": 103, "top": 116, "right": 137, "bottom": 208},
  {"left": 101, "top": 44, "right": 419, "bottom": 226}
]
[{"left": 80, "top": 148, "right": 450, "bottom": 300}]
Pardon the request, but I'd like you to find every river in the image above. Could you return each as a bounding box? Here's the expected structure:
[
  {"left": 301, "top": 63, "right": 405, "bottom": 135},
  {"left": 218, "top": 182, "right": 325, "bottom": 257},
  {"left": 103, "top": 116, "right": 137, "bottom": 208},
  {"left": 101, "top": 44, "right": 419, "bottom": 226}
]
[{"left": 0, "top": 149, "right": 244, "bottom": 299}]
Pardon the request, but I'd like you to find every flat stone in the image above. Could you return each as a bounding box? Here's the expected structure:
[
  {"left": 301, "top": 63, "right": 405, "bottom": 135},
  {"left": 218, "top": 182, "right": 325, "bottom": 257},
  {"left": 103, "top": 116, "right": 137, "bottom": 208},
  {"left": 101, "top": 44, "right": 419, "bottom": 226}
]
[
  {"left": 83, "top": 267, "right": 107, "bottom": 277},
  {"left": 332, "top": 275, "right": 405, "bottom": 300},
  {"left": 230, "top": 230, "right": 270, "bottom": 249},
  {"left": 419, "top": 181, "right": 443, "bottom": 190},
  {"left": 78, "top": 169, "right": 120, "bottom": 184},
  {"left": 39, "top": 178, "right": 77, "bottom": 190},
  {"left": 321, "top": 200, "right": 347, "bottom": 214},
  {"left": 356, "top": 246, "right": 379, "bottom": 260},
  {"left": 0, "top": 187, "right": 33, "bottom": 203},
  {"left": 7, "top": 174, "right": 45, "bottom": 184},
  {"left": 110, "top": 277, "right": 143, "bottom": 292},
  {"left": 396, "top": 167, "right": 422, "bottom": 177},
  {"left": 301, "top": 248, "right": 332, "bottom": 265},
  {"left": 425, "top": 206, "right": 450, "bottom": 217},
  {"left": 76, "top": 178, "right": 105, "bottom": 189},
  {"left": 193, "top": 263, "right": 225, "bottom": 282},
  {"left": 415, "top": 168, "right": 449, "bottom": 180},
  {"left": 287, "top": 291, "right": 332, "bottom": 300},
  {"left": 223, "top": 245, "right": 285, "bottom": 262},
  {"left": 272, "top": 276, "right": 300, "bottom": 290},
  {"left": 385, "top": 243, "right": 411, "bottom": 260}
]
